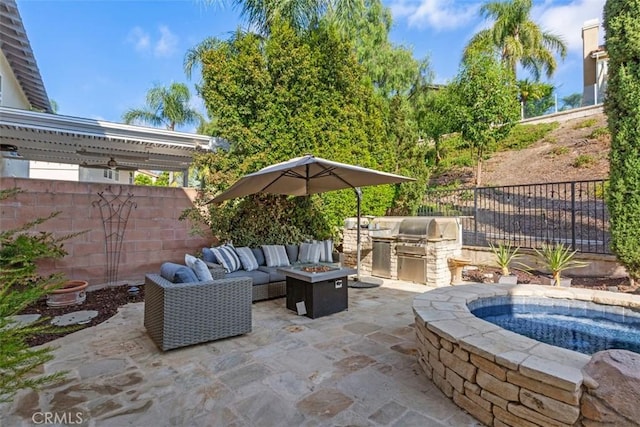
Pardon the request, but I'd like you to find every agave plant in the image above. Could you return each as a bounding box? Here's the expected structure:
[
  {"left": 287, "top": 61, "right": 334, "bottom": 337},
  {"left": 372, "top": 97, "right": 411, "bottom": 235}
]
[
  {"left": 533, "top": 243, "right": 589, "bottom": 286},
  {"left": 488, "top": 242, "right": 521, "bottom": 276}
]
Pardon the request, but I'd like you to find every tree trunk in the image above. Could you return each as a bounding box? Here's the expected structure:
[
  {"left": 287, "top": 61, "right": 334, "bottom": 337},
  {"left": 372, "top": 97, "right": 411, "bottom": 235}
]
[{"left": 476, "top": 157, "right": 483, "bottom": 187}]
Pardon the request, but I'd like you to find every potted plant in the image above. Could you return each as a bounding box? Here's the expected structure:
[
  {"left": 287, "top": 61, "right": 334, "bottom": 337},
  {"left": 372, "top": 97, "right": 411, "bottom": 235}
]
[
  {"left": 488, "top": 242, "right": 521, "bottom": 284},
  {"left": 532, "top": 243, "right": 589, "bottom": 287}
]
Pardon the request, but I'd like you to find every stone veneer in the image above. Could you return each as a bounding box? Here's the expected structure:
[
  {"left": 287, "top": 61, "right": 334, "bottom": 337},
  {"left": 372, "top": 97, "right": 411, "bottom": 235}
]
[
  {"left": 413, "top": 284, "right": 640, "bottom": 427},
  {"left": 342, "top": 220, "right": 462, "bottom": 287}
]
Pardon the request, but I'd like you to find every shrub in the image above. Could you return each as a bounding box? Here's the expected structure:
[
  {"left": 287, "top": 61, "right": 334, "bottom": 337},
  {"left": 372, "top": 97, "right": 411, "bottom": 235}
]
[
  {"left": 488, "top": 242, "right": 522, "bottom": 276},
  {"left": 604, "top": 0, "right": 640, "bottom": 283},
  {"left": 573, "top": 154, "right": 596, "bottom": 168},
  {"left": 573, "top": 118, "right": 597, "bottom": 129},
  {"left": 589, "top": 127, "right": 610, "bottom": 140},
  {"left": 594, "top": 181, "right": 609, "bottom": 199},
  {"left": 548, "top": 146, "right": 569, "bottom": 156},
  {"left": 530, "top": 243, "right": 589, "bottom": 286},
  {"left": 497, "top": 122, "right": 559, "bottom": 150},
  {"left": 0, "top": 188, "right": 76, "bottom": 402},
  {"left": 182, "top": 193, "right": 334, "bottom": 247}
]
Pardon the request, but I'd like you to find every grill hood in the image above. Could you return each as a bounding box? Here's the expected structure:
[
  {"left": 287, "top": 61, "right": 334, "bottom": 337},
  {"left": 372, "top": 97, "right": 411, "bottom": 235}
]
[{"left": 398, "top": 217, "right": 460, "bottom": 241}]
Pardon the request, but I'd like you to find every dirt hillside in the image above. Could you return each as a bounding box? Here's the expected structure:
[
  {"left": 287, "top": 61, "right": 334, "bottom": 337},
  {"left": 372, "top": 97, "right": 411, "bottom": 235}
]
[{"left": 439, "top": 113, "right": 611, "bottom": 187}]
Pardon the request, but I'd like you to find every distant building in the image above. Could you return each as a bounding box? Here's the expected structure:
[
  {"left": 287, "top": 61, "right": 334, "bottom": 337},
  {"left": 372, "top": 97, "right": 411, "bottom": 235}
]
[{"left": 582, "top": 19, "right": 608, "bottom": 106}]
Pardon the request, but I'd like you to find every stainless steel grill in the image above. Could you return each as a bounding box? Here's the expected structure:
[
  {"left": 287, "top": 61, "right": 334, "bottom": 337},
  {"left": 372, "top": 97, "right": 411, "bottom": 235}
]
[
  {"left": 396, "top": 217, "right": 460, "bottom": 284},
  {"left": 366, "top": 216, "right": 461, "bottom": 283},
  {"left": 369, "top": 217, "right": 407, "bottom": 278}
]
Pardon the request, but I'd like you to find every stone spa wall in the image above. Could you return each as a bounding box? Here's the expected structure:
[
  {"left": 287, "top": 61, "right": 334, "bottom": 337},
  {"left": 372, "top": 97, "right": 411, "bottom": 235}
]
[{"left": 413, "top": 284, "right": 640, "bottom": 426}]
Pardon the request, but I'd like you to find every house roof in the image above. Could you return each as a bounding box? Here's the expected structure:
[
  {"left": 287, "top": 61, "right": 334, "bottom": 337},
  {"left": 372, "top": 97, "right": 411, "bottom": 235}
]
[
  {"left": 0, "top": 106, "right": 215, "bottom": 171},
  {"left": 0, "top": 0, "right": 52, "bottom": 113}
]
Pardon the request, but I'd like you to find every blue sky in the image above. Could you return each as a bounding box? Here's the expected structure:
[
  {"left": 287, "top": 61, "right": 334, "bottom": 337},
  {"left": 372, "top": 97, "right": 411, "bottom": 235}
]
[{"left": 18, "top": 0, "right": 605, "bottom": 131}]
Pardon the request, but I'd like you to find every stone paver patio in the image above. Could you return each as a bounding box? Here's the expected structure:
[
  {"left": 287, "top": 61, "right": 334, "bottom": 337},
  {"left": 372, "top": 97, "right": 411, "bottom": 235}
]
[{"left": 2, "top": 280, "right": 481, "bottom": 427}]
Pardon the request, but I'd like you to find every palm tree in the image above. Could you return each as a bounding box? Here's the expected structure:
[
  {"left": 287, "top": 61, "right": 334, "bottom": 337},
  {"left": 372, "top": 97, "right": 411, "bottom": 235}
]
[
  {"left": 463, "top": 0, "right": 567, "bottom": 80},
  {"left": 205, "top": 0, "right": 366, "bottom": 35},
  {"left": 122, "top": 82, "right": 203, "bottom": 131},
  {"left": 184, "top": 37, "right": 223, "bottom": 80}
]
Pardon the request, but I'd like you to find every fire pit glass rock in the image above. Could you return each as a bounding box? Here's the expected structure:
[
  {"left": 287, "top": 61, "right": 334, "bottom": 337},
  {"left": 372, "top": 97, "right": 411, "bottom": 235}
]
[{"left": 300, "top": 265, "right": 336, "bottom": 273}]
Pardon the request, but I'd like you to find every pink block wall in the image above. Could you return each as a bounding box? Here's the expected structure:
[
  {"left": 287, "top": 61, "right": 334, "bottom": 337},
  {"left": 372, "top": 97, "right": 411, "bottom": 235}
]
[{"left": 1, "top": 178, "right": 213, "bottom": 288}]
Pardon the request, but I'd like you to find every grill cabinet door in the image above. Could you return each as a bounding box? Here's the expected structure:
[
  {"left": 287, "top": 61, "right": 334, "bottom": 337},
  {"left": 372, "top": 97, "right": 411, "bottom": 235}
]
[
  {"left": 397, "top": 256, "right": 427, "bottom": 284},
  {"left": 372, "top": 241, "right": 391, "bottom": 278}
]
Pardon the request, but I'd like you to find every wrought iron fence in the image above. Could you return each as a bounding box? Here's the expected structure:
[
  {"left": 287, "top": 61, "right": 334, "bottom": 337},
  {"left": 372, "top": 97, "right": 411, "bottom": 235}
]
[{"left": 419, "top": 179, "right": 610, "bottom": 254}]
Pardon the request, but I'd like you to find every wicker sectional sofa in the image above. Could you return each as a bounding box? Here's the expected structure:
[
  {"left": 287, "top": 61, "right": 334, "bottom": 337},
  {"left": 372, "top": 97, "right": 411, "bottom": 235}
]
[
  {"left": 144, "top": 273, "right": 252, "bottom": 351},
  {"left": 205, "top": 261, "right": 287, "bottom": 302},
  {"left": 203, "top": 243, "right": 339, "bottom": 302}
]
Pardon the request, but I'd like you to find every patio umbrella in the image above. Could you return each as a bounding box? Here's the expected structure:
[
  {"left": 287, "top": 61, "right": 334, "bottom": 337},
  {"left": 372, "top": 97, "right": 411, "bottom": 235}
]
[{"left": 208, "top": 155, "right": 415, "bottom": 280}]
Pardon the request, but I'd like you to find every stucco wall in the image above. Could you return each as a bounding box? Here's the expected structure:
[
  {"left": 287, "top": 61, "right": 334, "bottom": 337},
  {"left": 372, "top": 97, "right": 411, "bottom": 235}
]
[
  {"left": 0, "top": 52, "right": 31, "bottom": 108},
  {"left": 1, "top": 177, "right": 212, "bottom": 288}
]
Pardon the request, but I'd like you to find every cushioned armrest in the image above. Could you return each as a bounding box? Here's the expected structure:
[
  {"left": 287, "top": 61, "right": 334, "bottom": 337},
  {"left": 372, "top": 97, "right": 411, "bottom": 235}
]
[{"left": 204, "top": 261, "right": 226, "bottom": 279}]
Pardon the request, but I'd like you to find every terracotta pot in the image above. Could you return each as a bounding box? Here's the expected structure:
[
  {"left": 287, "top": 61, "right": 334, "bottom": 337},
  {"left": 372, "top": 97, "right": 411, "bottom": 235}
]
[{"left": 46, "top": 280, "right": 88, "bottom": 308}]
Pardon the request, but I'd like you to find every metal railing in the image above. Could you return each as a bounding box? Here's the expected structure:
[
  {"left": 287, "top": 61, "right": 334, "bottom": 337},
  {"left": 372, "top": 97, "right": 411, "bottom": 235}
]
[{"left": 419, "top": 180, "right": 610, "bottom": 254}]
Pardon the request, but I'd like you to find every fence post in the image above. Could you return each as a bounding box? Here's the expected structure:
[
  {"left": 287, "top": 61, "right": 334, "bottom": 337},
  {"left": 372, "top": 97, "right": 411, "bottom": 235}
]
[
  {"left": 571, "top": 181, "right": 576, "bottom": 251},
  {"left": 473, "top": 188, "right": 478, "bottom": 245}
]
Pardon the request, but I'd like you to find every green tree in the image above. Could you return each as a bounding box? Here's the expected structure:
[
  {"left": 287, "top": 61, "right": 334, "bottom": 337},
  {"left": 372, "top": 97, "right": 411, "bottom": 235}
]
[
  {"left": 604, "top": 0, "right": 640, "bottom": 284},
  {"left": 122, "top": 82, "right": 203, "bottom": 131},
  {"left": 413, "top": 85, "right": 460, "bottom": 165},
  {"left": 463, "top": 0, "right": 567, "bottom": 80},
  {"left": 451, "top": 53, "right": 520, "bottom": 186},
  {"left": 134, "top": 174, "right": 154, "bottom": 186},
  {"left": 518, "top": 80, "right": 554, "bottom": 118},
  {"left": 560, "top": 93, "right": 582, "bottom": 110},
  {"left": 385, "top": 95, "right": 431, "bottom": 214},
  {"left": 192, "top": 21, "right": 406, "bottom": 235},
  {"left": 0, "top": 188, "right": 73, "bottom": 403},
  {"left": 342, "top": 0, "right": 431, "bottom": 98},
  {"left": 202, "top": 0, "right": 429, "bottom": 100},
  {"left": 208, "top": 0, "right": 367, "bottom": 35},
  {"left": 184, "top": 37, "right": 222, "bottom": 81}
]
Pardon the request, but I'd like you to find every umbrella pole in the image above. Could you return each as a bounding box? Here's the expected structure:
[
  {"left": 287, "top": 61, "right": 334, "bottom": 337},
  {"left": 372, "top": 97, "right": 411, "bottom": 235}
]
[{"left": 355, "top": 187, "right": 362, "bottom": 281}]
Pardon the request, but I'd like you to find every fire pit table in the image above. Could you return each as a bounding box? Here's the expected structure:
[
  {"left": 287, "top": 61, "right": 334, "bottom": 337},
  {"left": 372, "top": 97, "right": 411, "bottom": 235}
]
[{"left": 278, "top": 265, "right": 357, "bottom": 318}]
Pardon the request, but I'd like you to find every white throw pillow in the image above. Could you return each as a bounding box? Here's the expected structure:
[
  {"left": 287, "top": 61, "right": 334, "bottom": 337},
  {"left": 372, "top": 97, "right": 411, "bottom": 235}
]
[
  {"left": 235, "top": 247, "right": 259, "bottom": 271},
  {"left": 185, "top": 254, "right": 213, "bottom": 281},
  {"left": 261, "top": 245, "right": 291, "bottom": 267}
]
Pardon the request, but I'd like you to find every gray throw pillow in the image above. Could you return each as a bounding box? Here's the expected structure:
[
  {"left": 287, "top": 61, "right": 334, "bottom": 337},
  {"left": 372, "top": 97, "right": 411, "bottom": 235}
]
[
  {"left": 160, "top": 262, "right": 198, "bottom": 283},
  {"left": 285, "top": 244, "right": 299, "bottom": 264},
  {"left": 319, "top": 239, "right": 333, "bottom": 262},
  {"left": 202, "top": 247, "right": 217, "bottom": 263},
  {"left": 251, "top": 247, "right": 265, "bottom": 266}
]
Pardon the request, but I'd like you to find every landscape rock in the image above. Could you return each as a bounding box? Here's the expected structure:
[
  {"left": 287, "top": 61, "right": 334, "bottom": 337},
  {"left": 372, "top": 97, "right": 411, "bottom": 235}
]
[{"left": 581, "top": 349, "right": 640, "bottom": 425}]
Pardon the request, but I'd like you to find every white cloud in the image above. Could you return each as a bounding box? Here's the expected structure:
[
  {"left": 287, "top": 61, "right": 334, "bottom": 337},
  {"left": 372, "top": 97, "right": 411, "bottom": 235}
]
[
  {"left": 126, "top": 25, "right": 179, "bottom": 57},
  {"left": 127, "top": 26, "right": 151, "bottom": 52},
  {"left": 390, "top": 0, "right": 479, "bottom": 31},
  {"left": 154, "top": 25, "right": 179, "bottom": 57},
  {"left": 533, "top": 0, "right": 605, "bottom": 53}
]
